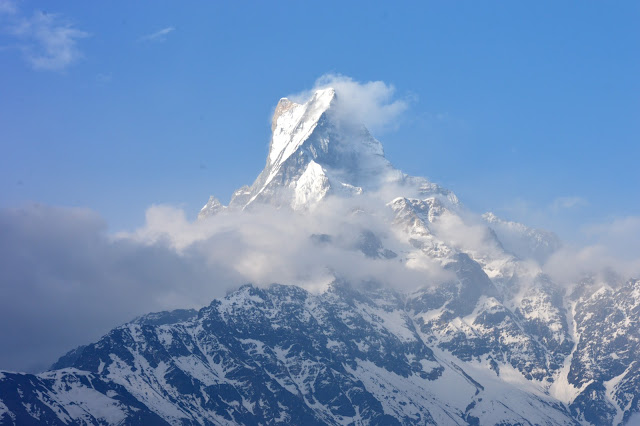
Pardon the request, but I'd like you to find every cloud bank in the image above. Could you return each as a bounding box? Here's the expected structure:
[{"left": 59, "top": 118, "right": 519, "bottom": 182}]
[
  {"left": 125, "top": 196, "right": 451, "bottom": 291},
  {"left": 0, "top": 205, "right": 227, "bottom": 373},
  {"left": 0, "top": 197, "right": 450, "bottom": 373},
  {"left": 2, "top": 202, "right": 639, "bottom": 372}
]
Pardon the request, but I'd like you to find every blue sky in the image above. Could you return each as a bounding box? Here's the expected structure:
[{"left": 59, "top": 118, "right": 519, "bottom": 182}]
[
  {"left": 1, "top": 0, "right": 638, "bottom": 241},
  {"left": 1, "top": 0, "right": 640, "bottom": 373}
]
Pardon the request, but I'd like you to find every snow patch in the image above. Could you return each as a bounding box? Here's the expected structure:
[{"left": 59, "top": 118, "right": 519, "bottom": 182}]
[{"left": 292, "top": 160, "right": 329, "bottom": 209}]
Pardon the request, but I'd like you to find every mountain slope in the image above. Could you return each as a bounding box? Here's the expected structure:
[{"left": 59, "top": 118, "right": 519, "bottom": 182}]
[
  {"left": 1, "top": 284, "right": 582, "bottom": 425},
  {"left": 3, "top": 278, "right": 638, "bottom": 425}
]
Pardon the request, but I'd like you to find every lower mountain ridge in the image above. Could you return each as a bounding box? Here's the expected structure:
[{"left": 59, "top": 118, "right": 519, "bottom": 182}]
[{"left": 1, "top": 277, "right": 639, "bottom": 425}]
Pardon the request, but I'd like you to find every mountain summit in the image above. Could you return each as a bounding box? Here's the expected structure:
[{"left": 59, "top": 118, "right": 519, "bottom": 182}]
[
  {"left": 200, "top": 88, "right": 423, "bottom": 215},
  {"left": 2, "top": 89, "right": 639, "bottom": 425}
]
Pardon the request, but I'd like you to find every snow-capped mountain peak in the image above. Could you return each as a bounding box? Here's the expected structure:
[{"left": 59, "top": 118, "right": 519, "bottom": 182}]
[
  {"left": 268, "top": 88, "right": 336, "bottom": 168},
  {"left": 201, "top": 87, "right": 403, "bottom": 214}
]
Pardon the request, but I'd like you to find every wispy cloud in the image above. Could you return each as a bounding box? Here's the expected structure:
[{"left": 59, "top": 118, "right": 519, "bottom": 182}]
[
  {"left": 583, "top": 215, "right": 640, "bottom": 258},
  {"left": 96, "top": 72, "right": 112, "bottom": 84},
  {"left": 2, "top": 4, "right": 88, "bottom": 71},
  {"left": 497, "top": 195, "right": 588, "bottom": 231},
  {"left": 139, "top": 26, "right": 175, "bottom": 42},
  {"left": 542, "top": 215, "right": 640, "bottom": 284},
  {"left": 550, "top": 196, "right": 587, "bottom": 212},
  {"left": 0, "top": 0, "right": 17, "bottom": 15}
]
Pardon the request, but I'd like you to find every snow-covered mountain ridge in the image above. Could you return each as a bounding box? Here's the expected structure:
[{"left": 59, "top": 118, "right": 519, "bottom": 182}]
[{"left": 1, "top": 88, "right": 638, "bottom": 425}]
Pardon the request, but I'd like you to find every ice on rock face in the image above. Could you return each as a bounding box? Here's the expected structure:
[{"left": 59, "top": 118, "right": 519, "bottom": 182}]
[
  {"left": 268, "top": 88, "right": 336, "bottom": 168},
  {"left": 292, "top": 160, "right": 330, "bottom": 210}
]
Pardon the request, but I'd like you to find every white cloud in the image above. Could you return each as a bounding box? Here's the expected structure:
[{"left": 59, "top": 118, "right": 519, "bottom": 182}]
[
  {"left": 2, "top": 198, "right": 636, "bottom": 373},
  {"left": 483, "top": 213, "right": 561, "bottom": 264},
  {"left": 139, "top": 26, "right": 175, "bottom": 42},
  {"left": 543, "top": 215, "right": 640, "bottom": 284},
  {"left": 4, "top": 8, "right": 89, "bottom": 71},
  {"left": 583, "top": 215, "right": 640, "bottom": 261},
  {"left": 431, "top": 210, "right": 503, "bottom": 259},
  {"left": 125, "top": 195, "right": 452, "bottom": 291},
  {"left": 493, "top": 195, "right": 588, "bottom": 241},
  {"left": 584, "top": 215, "right": 640, "bottom": 240},
  {"left": 0, "top": 196, "right": 454, "bottom": 372},
  {"left": 289, "top": 74, "right": 410, "bottom": 133},
  {"left": 502, "top": 195, "right": 587, "bottom": 220},
  {"left": 549, "top": 196, "right": 587, "bottom": 212},
  {"left": 0, "top": 205, "right": 230, "bottom": 372},
  {"left": 490, "top": 204, "right": 639, "bottom": 284}
]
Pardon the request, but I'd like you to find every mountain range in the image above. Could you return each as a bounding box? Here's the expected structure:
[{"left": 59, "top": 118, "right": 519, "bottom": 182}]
[{"left": 1, "top": 88, "right": 638, "bottom": 425}]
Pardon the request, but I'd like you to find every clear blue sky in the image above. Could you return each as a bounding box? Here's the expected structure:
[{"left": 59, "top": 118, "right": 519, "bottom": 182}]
[{"left": 1, "top": 1, "right": 638, "bottom": 241}]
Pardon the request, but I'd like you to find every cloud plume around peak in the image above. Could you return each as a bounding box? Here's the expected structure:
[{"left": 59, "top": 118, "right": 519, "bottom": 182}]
[{"left": 289, "top": 74, "right": 410, "bottom": 133}]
